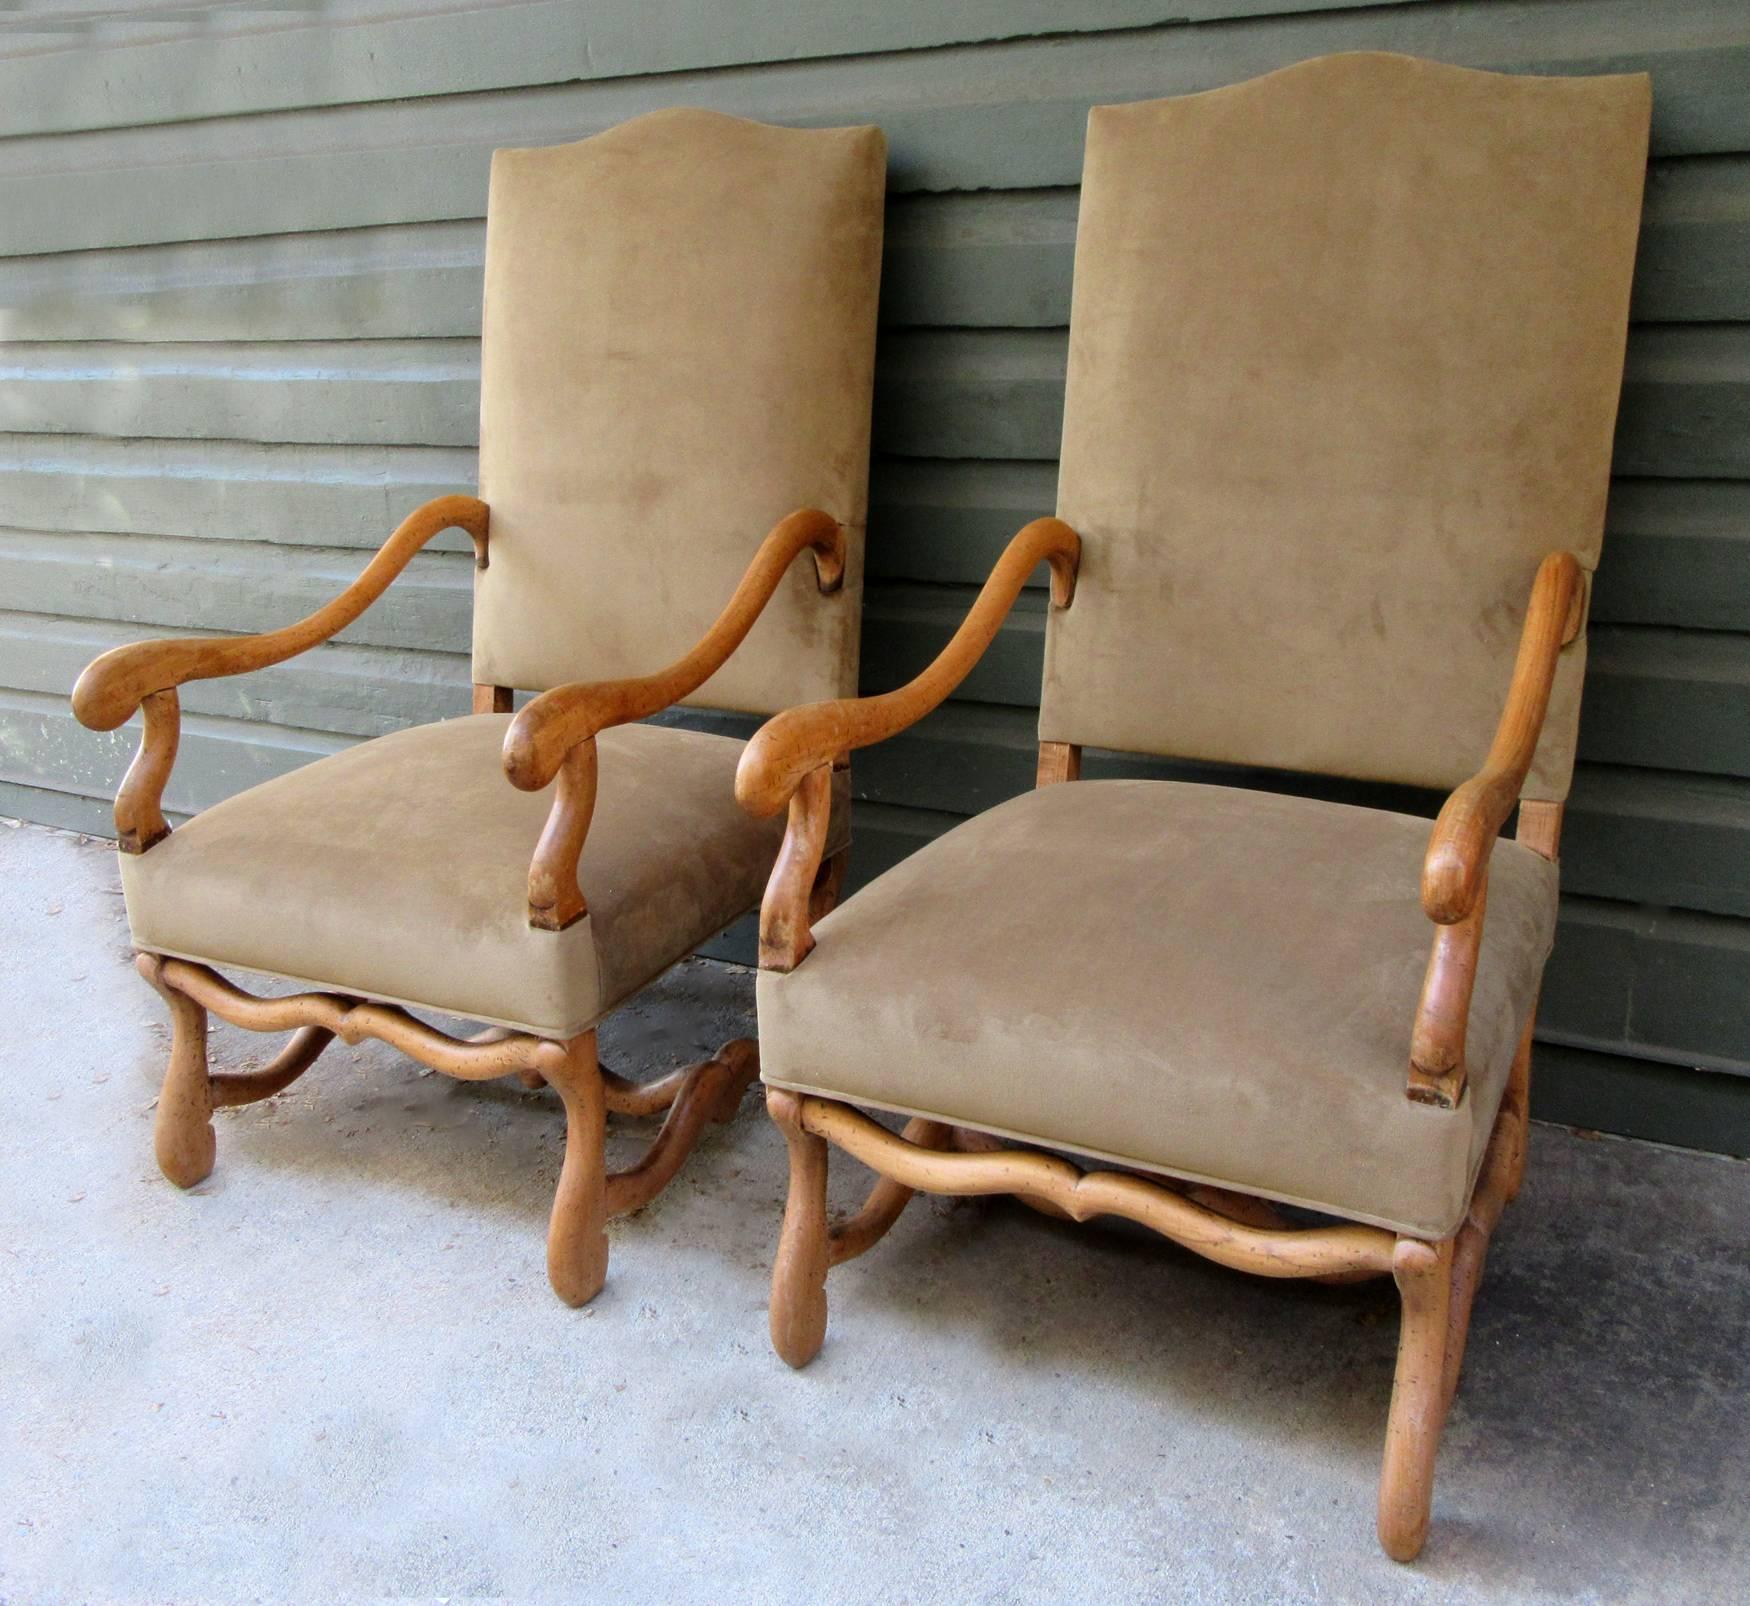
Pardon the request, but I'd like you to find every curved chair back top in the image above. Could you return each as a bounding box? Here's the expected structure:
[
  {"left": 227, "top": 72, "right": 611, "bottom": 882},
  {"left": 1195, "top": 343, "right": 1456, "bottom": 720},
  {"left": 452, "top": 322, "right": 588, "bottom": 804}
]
[
  {"left": 474, "top": 110, "right": 886, "bottom": 714},
  {"left": 1043, "top": 53, "right": 1651, "bottom": 799}
]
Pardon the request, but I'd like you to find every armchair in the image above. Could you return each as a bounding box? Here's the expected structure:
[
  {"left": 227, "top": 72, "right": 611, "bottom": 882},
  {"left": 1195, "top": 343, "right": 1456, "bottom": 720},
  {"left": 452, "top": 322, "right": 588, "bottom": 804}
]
[
  {"left": 72, "top": 109, "right": 886, "bottom": 1307},
  {"left": 736, "top": 54, "right": 1650, "bottom": 1562}
]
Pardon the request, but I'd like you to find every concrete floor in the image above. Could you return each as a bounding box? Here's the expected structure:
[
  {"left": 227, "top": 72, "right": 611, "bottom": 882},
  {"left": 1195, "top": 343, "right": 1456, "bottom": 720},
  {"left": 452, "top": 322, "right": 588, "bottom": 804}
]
[{"left": 2, "top": 821, "right": 1746, "bottom": 1603}]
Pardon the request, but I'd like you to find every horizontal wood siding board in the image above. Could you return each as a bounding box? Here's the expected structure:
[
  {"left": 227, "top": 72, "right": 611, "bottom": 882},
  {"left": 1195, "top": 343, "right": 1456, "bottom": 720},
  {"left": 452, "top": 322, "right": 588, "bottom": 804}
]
[
  {"left": 0, "top": 691, "right": 343, "bottom": 819},
  {"left": 1634, "top": 155, "right": 1750, "bottom": 323},
  {"left": 0, "top": 340, "right": 482, "bottom": 446},
  {"left": 0, "top": 222, "right": 492, "bottom": 344},
  {"left": 0, "top": 436, "right": 477, "bottom": 552},
  {"left": 4, "top": 328, "right": 1740, "bottom": 487},
  {"left": 1581, "top": 626, "right": 1750, "bottom": 777},
  {"left": 1, "top": 9, "right": 1745, "bottom": 256},
  {"left": 5, "top": 155, "right": 1745, "bottom": 344},
  {"left": 0, "top": 530, "right": 476, "bottom": 652},
  {"left": 1541, "top": 896, "right": 1750, "bottom": 1074},
  {"left": 0, "top": 1, "right": 1419, "bottom": 139},
  {"left": 0, "top": 614, "right": 472, "bottom": 739},
  {"left": 5, "top": 449, "right": 1740, "bottom": 639},
  {"left": 0, "top": 781, "right": 129, "bottom": 839},
  {"left": 1562, "top": 766, "right": 1750, "bottom": 918},
  {"left": 1530, "top": 1044, "right": 1750, "bottom": 1156},
  {"left": 1593, "top": 479, "right": 1750, "bottom": 630}
]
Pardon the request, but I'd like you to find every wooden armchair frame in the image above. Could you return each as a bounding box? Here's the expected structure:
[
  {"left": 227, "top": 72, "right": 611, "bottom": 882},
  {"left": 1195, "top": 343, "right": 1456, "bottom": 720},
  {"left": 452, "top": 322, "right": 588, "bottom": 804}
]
[
  {"left": 737, "top": 525, "right": 1582, "bottom": 1561},
  {"left": 73, "top": 496, "right": 847, "bottom": 1307}
]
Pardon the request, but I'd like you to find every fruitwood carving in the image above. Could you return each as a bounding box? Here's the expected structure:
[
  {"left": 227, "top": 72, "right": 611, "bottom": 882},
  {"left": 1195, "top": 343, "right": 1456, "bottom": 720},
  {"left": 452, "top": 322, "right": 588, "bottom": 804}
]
[
  {"left": 740, "top": 518, "right": 1078, "bottom": 968},
  {"left": 736, "top": 517, "right": 1079, "bottom": 821},
  {"left": 72, "top": 495, "right": 491, "bottom": 851},
  {"left": 829, "top": 1117, "right": 953, "bottom": 1265},
  {"left": 1410, "top": 553, "right": 1583, "bottom": 1108},
  {"left": 1421, "top": 553, "right": 1583, "bottom": 924},
  {"left": 758, "top": 766, "right": 834, "bottom": 972},
  {"left": 527, "top": 738, "right": 598, "bottom": 931},
  {"left": 752, "top": 534, "right": 1569, "bottom": 1563},
  {"left": 772, "top": 1083, "right": 1531, "bottom": 1563},
  {"left": 137, "top": 955, "right": 756, "bottom": 1305},
  {"left": 502, "top": 507, "right": 847, "bottom": 925},
  {"left": 796, "top": 1096, "right": 1397, "bottom": 1279}
]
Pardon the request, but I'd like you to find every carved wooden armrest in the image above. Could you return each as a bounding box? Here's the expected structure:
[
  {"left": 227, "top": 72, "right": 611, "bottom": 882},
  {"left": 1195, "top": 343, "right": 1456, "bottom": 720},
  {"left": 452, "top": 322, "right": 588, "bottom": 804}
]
[
  {"left": 1409, "top": 550, "right": 1584, "bottom": 1108},
  {"left": 738, "top": 516, "right": 1081, "bottom": 971},
  {"left": 70, "top": 495, "right": 490, "bottom": 853},
  {"left": 502, "top": 508, "right": 847, "bottom": 932}
]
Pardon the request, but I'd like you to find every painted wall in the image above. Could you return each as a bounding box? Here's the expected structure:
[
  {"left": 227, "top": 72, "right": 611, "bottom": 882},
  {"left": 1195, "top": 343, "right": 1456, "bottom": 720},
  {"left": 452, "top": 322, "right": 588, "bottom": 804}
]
[{"left": 0, "top": 1, "right": 1745, "bottom": 1149}]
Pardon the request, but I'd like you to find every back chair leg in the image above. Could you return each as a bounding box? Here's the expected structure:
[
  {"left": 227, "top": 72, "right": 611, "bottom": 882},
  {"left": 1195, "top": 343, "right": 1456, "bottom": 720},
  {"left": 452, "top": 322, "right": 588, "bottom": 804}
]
[
  {"left": 1378, "top": 1236, "right": 1456, "bottom": 1562},
  {"left": 767, "top": 1088, "right": 831, "bottom": 1367},
  {"left": 541, "top": 1029, "right": 610, "bottom": 1307},
  {"left": 601, "top": 1040, "right": 760, "bottom": 1216},
  {"left": 139, "top": 955, "right": 216, "bottom": 1188}
]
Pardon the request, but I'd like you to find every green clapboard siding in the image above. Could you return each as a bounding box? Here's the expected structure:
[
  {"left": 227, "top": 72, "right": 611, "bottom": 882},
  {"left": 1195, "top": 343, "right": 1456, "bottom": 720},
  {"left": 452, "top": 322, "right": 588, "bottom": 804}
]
[{"left": 1, "top": 0, "right": 1747, "bottom": 1154}]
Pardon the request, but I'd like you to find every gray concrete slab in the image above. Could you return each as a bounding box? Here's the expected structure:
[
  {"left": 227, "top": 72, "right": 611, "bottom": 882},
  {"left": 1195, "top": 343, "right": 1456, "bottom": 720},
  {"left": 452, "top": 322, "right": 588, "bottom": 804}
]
[{"left": 1, "top": 819, "right": 1746, "bottom": 1603}]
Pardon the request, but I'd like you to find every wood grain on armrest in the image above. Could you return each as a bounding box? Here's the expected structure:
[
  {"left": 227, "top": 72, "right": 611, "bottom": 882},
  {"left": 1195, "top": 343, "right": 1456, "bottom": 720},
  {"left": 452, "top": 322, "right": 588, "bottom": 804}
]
[
  {"left": 744, "top": 517, "right": 1079, "bottom": 975},
  {"left": 1409, "top": 549, "right": 1584, "bottom": 1108},
  {"left": 509, "top": 507, "right": 845, "bottom": 931},
  {"left": 70, "top": 495, "right": 488, "bottom": 853},
  {"left": 72, "top": 494, "right": 490, "bottom": 732},
  {"left": 1421, "top": 550, "right": 1584, "bottom": 926},
  {"left": 736, "top": 517, "right": 1080, "bottom": 820},
  {"left": 502, "top": 508, "right": 845, "bottom": 794}
]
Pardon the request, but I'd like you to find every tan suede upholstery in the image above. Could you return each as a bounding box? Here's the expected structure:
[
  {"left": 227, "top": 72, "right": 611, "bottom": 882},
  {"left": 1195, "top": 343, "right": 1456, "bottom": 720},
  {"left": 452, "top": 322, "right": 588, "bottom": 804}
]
[
  {"left": 473, "top": 110, "right": 885, "bottom": 713},
  {"left": 759, "top": 780, "right": 1558, "bottom": 1239},
  {"left": 1042, "top": 54, "right": 1650, "bottom": 800},
  {"left": 123, "top": 717, "right": 843, "bottom": 1039}
]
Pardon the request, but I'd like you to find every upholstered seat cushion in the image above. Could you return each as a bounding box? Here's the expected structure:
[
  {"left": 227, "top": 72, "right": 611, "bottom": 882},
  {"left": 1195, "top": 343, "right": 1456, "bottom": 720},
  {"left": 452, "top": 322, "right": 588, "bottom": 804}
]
[
  {"left": 758, "top": 780, "right": 1558, "bottom": 1239},
  {"left": 123, "top": 715, "right": 811, "bottom": 1039}
]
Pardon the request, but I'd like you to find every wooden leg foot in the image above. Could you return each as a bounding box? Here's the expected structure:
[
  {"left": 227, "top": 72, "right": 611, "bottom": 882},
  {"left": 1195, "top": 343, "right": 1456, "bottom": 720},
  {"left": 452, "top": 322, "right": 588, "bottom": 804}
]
[
  {"left": 139, "top": 955, "right": 216, "bottom": 1188},
  {"left": 768, "top": 1088, "right": 830, "bottom": 1368},
  {"left": 543, "top": 1031, "right": 608, "bottom": 1307},
  {"left": 1378, "top": 1236, "right": 1455, "bottom": 1562}
]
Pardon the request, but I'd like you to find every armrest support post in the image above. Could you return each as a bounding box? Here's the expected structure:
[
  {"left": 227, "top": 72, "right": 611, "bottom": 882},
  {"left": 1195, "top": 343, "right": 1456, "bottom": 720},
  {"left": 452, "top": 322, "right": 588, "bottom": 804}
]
[
  {"left": 502, "top": 508, "right": 845, "bottom": 794},
  {"left": 73, "top": 495, "right": 489, "bottom": 733},
  {"left": 1420, "top": 551, "right": 1582, "bottom": 926},
  {"left": 71, "top": 494, "right": 489, "bottom": 852},
  {"left": 737, "top": 517, "right": 1080, "bottom": 822},
  {"left": 527, "top": 739, "right": 598, "bottom": 932},
  {"left": 742, "top": 517, "right": 1080, "bottom": 971},
  {"left": 115, "top": 689, "right": 180, "bottom": 854},
  {"left": 1408, "top": 551, "right": 1583, "bottom": 1107},
  {"left": 503, "top": 507, "right": 846, "bottom": 929},
  {"left": 759, "top": 765, "right": 835, "bottom": 972}
]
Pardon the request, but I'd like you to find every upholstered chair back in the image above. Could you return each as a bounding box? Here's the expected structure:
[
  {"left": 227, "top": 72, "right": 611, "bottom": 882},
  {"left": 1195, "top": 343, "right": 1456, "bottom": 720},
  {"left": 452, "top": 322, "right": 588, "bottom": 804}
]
[
  {"left": 1042, "top": 53, "right": 1650, "bottom": 799},
  {"left": 473, "top": 111, "right": 885, "bottom": 714}
]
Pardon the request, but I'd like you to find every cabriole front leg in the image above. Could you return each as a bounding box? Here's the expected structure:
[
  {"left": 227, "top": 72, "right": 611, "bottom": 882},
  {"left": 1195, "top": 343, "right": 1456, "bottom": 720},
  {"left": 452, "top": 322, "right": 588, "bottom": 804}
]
[
  {"left": 137, "top": 953, "right": 215, "bottom": 1188},
  {"left": 541, "top": 1031, "right": 610, "bottom": 1307},
  {"left": 1378, "top": 1236, "right": 1456, "bottom": 1562},
  {"left": 767, "top": 1088, "right": 831, "bottom": 1367}
]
